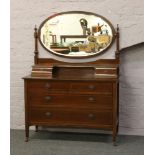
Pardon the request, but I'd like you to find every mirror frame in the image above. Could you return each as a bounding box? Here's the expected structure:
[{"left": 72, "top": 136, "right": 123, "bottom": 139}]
[{"left": 38, "top": 11, "right": 116, "bottom": 58}]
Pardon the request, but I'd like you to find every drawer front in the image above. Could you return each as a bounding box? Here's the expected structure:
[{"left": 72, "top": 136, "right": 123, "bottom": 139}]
[
  {"left": 28, "top": 92, "right": 112, "bottom": 109},
  {"left": 71, "top": 82, "right": 112, "bottom": 94},
  {"left": 27, "top": 80, "right": 70, "bottom": 91},
  {"left": 29, "top": 108, "right": 112, "bottom": 126},
  {"left": 27, "top": 81, "right": 113, "bottom": 94}
]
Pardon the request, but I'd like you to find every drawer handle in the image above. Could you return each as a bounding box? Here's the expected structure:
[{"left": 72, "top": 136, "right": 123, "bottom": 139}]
[
  {"left": 45, "top": 112, "right": 52, "bottom": 117},
  {"left": 88, "top": 85, "right": 95, "bottom": 90},
  {"left": 88, "top": 97, "right": 95, "bottom": 102},
  {"left": 45, "top": 83, "right": 51, "bottom": 89},
  {"left": 44, "top": 96, "right": 51, "bottom": 101},
  {"left": 88, "top": 113, "right": 95, "bottom": 119}
]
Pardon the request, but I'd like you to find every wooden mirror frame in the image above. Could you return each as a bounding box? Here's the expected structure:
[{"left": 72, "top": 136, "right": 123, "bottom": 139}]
[{"left": 37, "top": 11, "right": 116, "bottom": 58}]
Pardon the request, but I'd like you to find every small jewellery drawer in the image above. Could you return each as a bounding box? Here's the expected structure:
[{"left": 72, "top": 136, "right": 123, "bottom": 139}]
[
  {"left": 71, "top": 82, "right": 113, "bottom": 94},
  {"left": 27, "top": 80, "right": 70, "bottom": 91},
  {"left": 28, "top": 93, "right": 112, "bottom": 109},
  {"left": 29, "top": 108, "right": 113, "bottom": 126}
]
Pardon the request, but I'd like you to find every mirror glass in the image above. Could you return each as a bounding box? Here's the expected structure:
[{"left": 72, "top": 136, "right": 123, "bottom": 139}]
[{"left": 39, "top": 11, "right": 114, "bottom": 58}]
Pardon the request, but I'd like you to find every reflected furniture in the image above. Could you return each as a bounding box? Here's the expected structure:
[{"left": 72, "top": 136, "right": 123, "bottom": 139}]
[{"left": 60, "top": 35, "right": 88, "bottom": 43}]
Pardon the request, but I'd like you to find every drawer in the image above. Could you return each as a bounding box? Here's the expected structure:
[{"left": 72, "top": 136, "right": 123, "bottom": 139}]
[
  {"left": 29, "top": 108, "right": 113, "bottom": 126},
  {"left": 28, "top": 92, "right": 112, "bottom": 109},
  {"left": 71, "top": 82, "right": 113, "bottom": 94},
  {"left": 27, "top": 80, "right": 70, "bottom": 91}
]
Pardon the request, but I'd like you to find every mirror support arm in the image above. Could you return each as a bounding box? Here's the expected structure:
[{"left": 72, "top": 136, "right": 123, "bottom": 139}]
[
  {"left": 34, "top": 25, "right": 39, "bottom": 64},
  {"left": 115, "top": 24, "right": 120, "bottom": 60}
]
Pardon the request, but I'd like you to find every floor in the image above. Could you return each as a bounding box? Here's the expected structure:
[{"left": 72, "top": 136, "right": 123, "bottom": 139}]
[{"left": 11, "top": 129, "right": 144, "bottom": 155}]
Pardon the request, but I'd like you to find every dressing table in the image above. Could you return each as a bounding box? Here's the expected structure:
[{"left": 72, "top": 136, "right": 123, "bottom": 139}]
[{"left": 23, "top": 11, "right": 120, "bottom": 145}]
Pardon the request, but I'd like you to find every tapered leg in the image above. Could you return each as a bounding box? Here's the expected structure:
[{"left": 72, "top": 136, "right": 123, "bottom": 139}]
[
  {"left": 25, "top": 124, "right": 29, "bottom": 142},
  {"left": 113, "top": 127, "right": 117, "bottom": 146},
  {"left": 113, "top": 137, "right": 117, "bottom": 146},
  {"left": 35, "top": 125, "right": 38, "bottom": 132}
]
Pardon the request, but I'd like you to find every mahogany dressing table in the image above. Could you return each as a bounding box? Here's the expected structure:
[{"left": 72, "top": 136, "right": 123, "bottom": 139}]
[{"left": 23, "top": 11, "right": 120, "bottom": 145}]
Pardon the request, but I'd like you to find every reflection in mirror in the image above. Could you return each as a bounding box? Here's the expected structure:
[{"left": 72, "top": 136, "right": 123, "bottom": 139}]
[{"left": 39, "top": 12, "right": 114, "bottom": 57}]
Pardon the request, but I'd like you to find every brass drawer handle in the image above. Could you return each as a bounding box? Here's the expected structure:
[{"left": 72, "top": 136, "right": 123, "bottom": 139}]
[
  {"left": 45, "top": 83, "right": 51, "bottom": 89},
  {"left": 88, "top": 113, "right": 95, "bottom": 119},
  {"left": 44, "top": 96, "right": 51, "bottom": 101},
  {"left": 45, "top": 112, "right": 52, "bottom": 117},
  {"left": 88, "top": 85, "right": 95, "bottom": 90},
  {"left": 88, "top": 97, "right": 95, "bottom": 102}
]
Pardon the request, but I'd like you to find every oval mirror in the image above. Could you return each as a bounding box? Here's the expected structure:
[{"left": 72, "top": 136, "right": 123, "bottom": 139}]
[{"left": 39, "top": 11, "right": 115, "bottom": 58}]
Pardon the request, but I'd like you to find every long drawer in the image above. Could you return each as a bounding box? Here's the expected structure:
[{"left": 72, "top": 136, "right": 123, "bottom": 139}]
[
  {"left": 27, "top": 80, "right": 113, "bottom": 94},
  {"left": 28, "top": 92, "right": 112, "bottom": 109},
  {"left": 29, "top": 108, "right": 113, "bottom": 126}
]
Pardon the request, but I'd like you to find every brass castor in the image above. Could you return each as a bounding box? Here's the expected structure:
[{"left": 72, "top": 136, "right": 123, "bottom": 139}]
[{"left": 113, "top": 141, "right": 117, "bottom": 146}]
